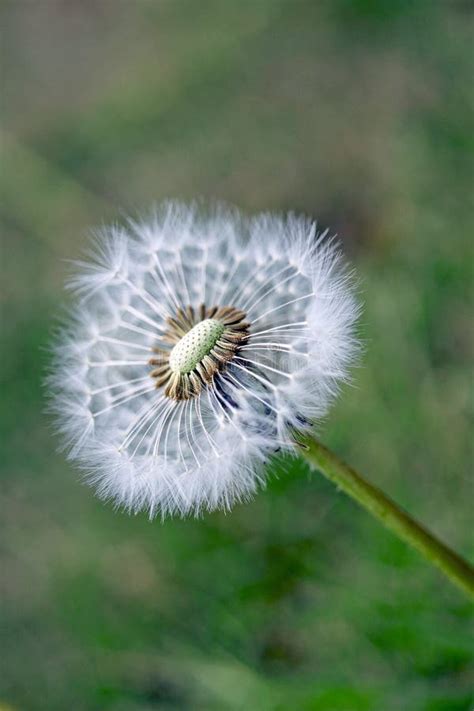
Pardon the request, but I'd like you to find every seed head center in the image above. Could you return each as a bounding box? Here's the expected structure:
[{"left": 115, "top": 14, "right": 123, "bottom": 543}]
[{"left": 169, "top": 319, "right": 225, "bottom": 374}]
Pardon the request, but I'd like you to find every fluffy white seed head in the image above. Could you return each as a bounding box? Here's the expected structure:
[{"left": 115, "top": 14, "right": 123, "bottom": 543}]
[{"left": 48, "top": 202, "right": 360, "bottom": 518}]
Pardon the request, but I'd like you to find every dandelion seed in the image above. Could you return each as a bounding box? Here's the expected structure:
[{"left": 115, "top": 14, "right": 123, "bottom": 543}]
[{"left": 48, "top": 202, "right": 360, "bottom": 517}]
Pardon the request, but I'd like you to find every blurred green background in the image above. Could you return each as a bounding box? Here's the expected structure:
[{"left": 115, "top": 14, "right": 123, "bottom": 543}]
[{"left": 1, "top": 1, "right": 473, "bottom": 710}]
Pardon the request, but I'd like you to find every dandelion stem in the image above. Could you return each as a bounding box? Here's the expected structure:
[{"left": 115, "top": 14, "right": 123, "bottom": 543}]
[{"left": 296, "top": 432, "right": 474, "bottom": 598}]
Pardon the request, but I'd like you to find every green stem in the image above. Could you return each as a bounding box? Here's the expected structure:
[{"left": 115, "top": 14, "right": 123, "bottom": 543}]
[{"left": 296, "top": 432, "right": 474, "bottom": 598}]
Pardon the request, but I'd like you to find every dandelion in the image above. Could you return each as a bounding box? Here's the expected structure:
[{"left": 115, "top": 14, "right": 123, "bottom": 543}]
[
  {"left": 49, "top": 202, "right": 359, "bottom": 517},
  {"left": 48, "top": 201, "right": 474, "bottom": 597}
]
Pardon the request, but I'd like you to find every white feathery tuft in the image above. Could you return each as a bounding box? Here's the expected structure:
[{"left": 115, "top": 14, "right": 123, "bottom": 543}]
[{"left": 48, "top": 201, "right": 361, "bottom": 518}]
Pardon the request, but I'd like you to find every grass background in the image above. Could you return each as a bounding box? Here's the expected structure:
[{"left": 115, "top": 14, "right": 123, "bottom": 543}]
[{"left": 1, "top": 1, "right": 473, "bottom": 709}]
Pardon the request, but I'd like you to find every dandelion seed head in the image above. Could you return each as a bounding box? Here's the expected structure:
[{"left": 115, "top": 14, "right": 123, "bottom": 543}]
[{"left": 48, "top": 201, "right": 360, "bottom": 518}]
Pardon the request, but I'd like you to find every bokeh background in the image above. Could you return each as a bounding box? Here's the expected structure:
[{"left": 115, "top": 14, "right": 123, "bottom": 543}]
[{"left": 1, "top": 1, "right": 473, "bottom": 710}]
